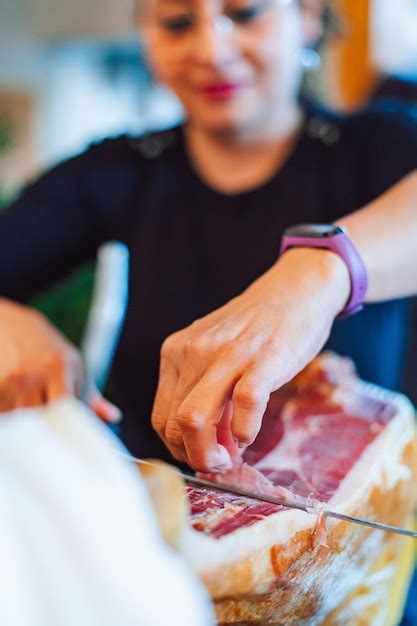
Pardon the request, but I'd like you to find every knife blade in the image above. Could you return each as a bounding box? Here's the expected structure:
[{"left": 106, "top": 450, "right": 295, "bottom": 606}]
[
  {"left": 124, "top": 455, "right": 417, "bottom": 539},
  {"left": 80, "top": 250, "right": 416, "bottom": 541}
]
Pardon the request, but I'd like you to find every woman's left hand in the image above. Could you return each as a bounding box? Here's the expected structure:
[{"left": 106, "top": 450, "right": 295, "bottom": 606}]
[{"left": 152, "top": 248, "right": 350, "bottom": 472}]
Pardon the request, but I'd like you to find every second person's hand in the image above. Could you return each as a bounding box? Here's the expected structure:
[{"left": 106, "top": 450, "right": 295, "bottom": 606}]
[
  {"left": 0, "top": 299, "right": 120, "bottom": 422},
  {"left": 152, "top": 248, "right": 350, "bottom": 472}
]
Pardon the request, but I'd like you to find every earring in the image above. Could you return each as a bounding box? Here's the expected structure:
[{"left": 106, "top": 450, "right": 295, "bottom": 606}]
[
  {"left": 214, "top": 15, "right": 234, "bottom": 35},
  {"left": 300, "top": 48, "right": 322, "bottom": 71}
]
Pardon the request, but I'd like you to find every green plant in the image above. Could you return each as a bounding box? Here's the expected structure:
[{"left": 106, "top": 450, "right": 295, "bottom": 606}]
[
  {"left": 0, "top": 112, "right": 15, "bottom": 209},
  {"left": 31, "top": 264, "right": 95, "bottom": 347},
  {"left": 0, "top": 113, "right": 14, "bottom": 153}
]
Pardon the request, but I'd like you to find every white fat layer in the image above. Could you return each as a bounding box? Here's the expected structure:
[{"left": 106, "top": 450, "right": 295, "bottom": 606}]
[
  {"left": 329, "top": 385, "right": 416, "bottom": 509},
  {"left": 182, "top": 384, "right": 416, "bottom": 575},
  {"left": 295, "top": 530, "right": 399, "bottom": 626},
  {"left": 182, "top": 507, "right": 314, "bottom": 573}
]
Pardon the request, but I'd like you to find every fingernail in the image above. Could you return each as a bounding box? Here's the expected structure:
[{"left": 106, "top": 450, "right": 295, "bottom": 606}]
[
  {"left": 216, "top": 446, "right": 232, "bottom": 465},
  {"left": 92, "top": 397, "right": 122, "bottom": 423},
  {"left": 107, "top": 405, "right": 122, "bottom": 423},
  {"left": 238, "top": 442, "right": 247, "bottom": 449},
  {"left": 210, "top": 465, "right": 230, "bottom": 474}
]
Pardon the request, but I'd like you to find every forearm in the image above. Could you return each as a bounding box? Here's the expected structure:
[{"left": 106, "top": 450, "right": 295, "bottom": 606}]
[
  {"left": 336, "top": 171, "right": 417, "bottom": 302},
  {"left": 156, "top": 173, "right": 417, "bottom": 470}
]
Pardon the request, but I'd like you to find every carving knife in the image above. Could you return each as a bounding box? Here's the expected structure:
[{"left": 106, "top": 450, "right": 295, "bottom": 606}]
[
  {"left": 124, "top": 455, "right": 417, "bottom": 539},
  {"left": 80, "top": 247, "right": 416, "bottom": 540}
]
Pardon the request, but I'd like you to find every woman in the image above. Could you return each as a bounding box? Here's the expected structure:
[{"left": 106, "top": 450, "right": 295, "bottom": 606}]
[
  {"left": 1, "top": 2, "right": 417, "bottom": 619},
  {"left": 0, "top": 0, "right": 416, "bottom": 466}
]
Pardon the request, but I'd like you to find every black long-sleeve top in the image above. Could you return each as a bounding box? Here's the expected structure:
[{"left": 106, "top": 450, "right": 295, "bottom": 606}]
[{"left": 1, "top": 103, "right": 417, "bottom": 460}]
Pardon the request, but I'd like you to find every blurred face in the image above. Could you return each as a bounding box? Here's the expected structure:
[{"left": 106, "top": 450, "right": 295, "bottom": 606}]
[{"left": 139, "top": 0, "right": 322, "bottom": 135}]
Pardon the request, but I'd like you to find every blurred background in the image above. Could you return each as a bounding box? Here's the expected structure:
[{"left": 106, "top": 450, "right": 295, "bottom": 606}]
[
  {"left": 1, "top": 0, "right": 417, "bottom": 199},
  {"left": 0, "top": 0, "right": 417, "bottom": 383}
]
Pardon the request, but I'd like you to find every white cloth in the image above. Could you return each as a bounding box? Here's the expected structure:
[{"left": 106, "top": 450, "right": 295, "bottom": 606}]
[{"left": 0, "top": 399, "right": 214, "bottom": 626}]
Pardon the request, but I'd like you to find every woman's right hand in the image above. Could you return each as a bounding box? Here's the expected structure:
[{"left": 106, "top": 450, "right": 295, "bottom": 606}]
[{"left": 0, "top": 298, "right": 120, "bottom": 422}]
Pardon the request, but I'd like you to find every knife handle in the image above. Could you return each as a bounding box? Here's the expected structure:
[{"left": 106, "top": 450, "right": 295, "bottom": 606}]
[{"left": 80, "top": 241, "right": 129, "bottom": 402}]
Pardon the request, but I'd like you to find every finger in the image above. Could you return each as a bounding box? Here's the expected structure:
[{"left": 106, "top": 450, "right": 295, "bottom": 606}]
[
  {"left": 0, "top": 383, "right": 17, "bottom": 412},
  {"left": 13, "top": 374, "right": 45, "bottom": 409},
  {"left": 151, "top": 357, "right": 185, "bottom": 460},
  {"left": 164, "top": 334, "right": 235, "bottom": 464},
  {"left": 0, "top": 374, "right": 23, "bottom": 412},
  {"left": 176, "top": 369, "right": 236, "bottom": 472},
  {"left": 164, "top": 364, "right": 205, "bottom": 464},
  {"left": 216, "top": 400, "right": 242, "bottom": 462},
  {"left": 46, "top": 372, "right": 73, "bottom": 402},
  {"left": 163, "top": 419, "right": 188, "bottom": 464},
  {"left": 0, "top": 373, "right": 45, "bottom": 412},
  {"left": 152, "top": 332, "right": 192, "bottom": 462},
  {"left": 231, "top": 370, "right": 272, "bottom": 448},
  {"left": 45, "top": 353, "right": 79, "bottom": 402},
  {"left": 89, "top": 388, "right": 122, "bottom": 424}
]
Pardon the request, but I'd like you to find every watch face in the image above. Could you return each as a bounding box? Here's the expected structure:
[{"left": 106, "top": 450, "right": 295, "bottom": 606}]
[{"left": 284, "top": 224, "right": 344, "bottom": 238}]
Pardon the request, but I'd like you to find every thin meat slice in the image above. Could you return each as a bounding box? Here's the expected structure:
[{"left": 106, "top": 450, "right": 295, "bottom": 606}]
[
  {"left": 188, "top": 354, "right": 402, "bottom": 538},
  {"left": 188, "top": 486, "right": 282, "bottom": 539},
  {"left": 182, "top": 353, "right": 417, "bottom": 626}
]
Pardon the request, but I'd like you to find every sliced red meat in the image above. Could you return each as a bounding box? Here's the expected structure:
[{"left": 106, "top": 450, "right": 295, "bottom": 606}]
[
  {"left": 188, "top": 354, "right": 397, "bottom": 539},
  {"left": 243, "top": 397, "right": 285, "bottom": 465},
  {"left": 188, "top": 486, "right": 282, "bottom": 539},
  {"left": 298, "top": 414, "right": 376, "bottom": 500}
]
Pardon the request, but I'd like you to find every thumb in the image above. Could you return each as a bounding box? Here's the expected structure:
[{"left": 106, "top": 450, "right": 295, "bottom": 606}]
[{"left": 89, "top": 387, "right": 122, "bottom": 424}]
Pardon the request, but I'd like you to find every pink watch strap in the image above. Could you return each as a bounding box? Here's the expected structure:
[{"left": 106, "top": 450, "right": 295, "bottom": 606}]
[{"left": 280, "top": 225, "right": 368, "bottom": 319}]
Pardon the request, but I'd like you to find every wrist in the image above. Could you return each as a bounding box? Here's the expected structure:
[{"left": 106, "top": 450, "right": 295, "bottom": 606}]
[
  {"left": 272, "top": 248, "right": 351, "bottom": 318},
  {"left": 279, "top": 223, "right": 368, "bottom": 318}
]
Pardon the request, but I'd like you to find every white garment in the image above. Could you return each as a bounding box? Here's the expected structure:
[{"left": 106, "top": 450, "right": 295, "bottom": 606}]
[{"left": 0, "top": 399, "right": 214, "bottom": 626}]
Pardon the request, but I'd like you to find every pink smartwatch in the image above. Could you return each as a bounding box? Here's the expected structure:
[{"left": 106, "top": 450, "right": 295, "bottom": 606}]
[{"left": 279, "top": 224, "right": 368, "bottom": 318}]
